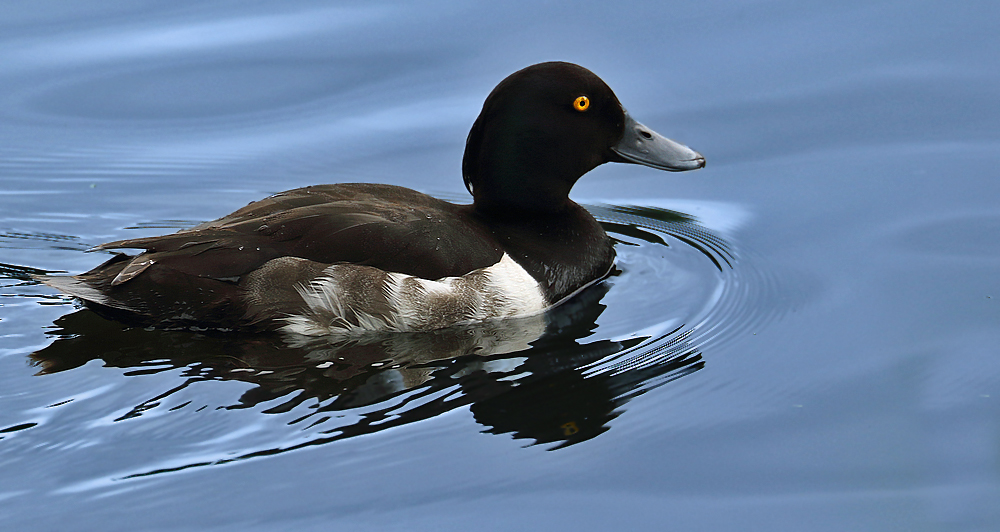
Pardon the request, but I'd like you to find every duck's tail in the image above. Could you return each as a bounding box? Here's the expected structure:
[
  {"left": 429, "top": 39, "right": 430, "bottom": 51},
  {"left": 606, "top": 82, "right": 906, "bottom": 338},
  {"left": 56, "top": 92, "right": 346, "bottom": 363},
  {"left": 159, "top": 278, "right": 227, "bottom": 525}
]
[
  {"left": 36, "top": 253, "right": 136, "bottom": 309},
  {"left": 37, "top": 273, "right": 130, "bottom": 310}
]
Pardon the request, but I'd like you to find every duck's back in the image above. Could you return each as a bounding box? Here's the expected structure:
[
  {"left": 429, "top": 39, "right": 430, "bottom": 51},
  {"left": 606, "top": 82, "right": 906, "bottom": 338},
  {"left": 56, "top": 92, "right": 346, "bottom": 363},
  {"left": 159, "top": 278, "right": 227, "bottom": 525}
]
[
  {"left": 113, "top": 183, "right": 503, "bottom": 280},
  {"left": 51, "top": 184, "right": 508, "bottom": 329}
]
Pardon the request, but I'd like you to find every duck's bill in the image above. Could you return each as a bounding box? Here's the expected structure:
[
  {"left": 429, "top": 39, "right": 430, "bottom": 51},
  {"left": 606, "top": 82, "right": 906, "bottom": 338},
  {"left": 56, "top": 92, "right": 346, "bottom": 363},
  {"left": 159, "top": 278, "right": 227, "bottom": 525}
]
[{"left": 611, "top": 112, "right": 705, "bottom": 172}]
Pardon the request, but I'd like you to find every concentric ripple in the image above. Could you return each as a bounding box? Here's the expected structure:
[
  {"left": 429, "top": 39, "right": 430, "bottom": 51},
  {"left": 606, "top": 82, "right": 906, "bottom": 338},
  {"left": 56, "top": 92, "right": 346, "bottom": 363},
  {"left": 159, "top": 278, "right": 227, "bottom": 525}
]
[
  {"left": 1, "top": 199, "right": 783, "bottom": 486},
  {"left": 584, "top": 203, "right": 785, "bottom": 379}
]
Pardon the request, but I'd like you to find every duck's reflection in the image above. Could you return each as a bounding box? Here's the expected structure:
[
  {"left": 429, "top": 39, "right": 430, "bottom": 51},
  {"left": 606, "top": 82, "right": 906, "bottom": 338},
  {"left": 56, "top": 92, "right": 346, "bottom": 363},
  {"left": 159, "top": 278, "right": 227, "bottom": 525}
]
[{"left": 31, "top": 281, "right": 703, "bottom": 450}]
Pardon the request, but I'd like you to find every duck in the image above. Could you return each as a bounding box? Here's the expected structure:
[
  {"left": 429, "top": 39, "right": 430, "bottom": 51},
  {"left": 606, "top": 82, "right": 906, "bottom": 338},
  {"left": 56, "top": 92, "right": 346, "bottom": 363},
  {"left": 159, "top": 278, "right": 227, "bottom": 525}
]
[{"left": 41, "top": 62, "right": 705, "bottom": 335}]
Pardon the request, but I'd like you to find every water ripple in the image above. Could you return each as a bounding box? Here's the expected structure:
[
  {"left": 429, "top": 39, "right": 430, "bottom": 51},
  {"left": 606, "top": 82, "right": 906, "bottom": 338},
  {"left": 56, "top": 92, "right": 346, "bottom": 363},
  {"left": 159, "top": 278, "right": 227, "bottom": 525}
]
[
  {"left": 5, "top": 7, "right": 390, "bottom": 69},
  {"left": 10, "top": 200, "right": 789, "bottom": 486}
]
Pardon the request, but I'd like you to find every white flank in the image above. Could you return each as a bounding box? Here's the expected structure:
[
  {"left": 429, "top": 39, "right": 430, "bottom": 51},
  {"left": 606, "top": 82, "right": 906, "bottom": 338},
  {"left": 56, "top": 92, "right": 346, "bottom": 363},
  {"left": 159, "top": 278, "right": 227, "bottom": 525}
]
[{"left": 282, "top": 253, "right": 547, "bottom": 336}]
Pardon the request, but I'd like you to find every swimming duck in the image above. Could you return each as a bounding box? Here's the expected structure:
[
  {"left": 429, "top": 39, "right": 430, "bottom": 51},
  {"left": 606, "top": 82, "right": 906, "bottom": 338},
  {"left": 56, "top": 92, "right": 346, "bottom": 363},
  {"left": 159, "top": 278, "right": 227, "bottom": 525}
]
[{"left": 42, "top": 62, "right": 704, "bottom": 335}]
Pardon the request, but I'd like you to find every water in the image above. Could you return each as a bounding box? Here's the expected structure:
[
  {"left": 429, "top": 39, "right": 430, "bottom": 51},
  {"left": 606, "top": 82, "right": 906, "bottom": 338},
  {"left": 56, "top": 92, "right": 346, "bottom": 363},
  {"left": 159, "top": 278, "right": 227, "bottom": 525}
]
[{"left": 2, "top": 1, "right": 999, "bottom": 530}]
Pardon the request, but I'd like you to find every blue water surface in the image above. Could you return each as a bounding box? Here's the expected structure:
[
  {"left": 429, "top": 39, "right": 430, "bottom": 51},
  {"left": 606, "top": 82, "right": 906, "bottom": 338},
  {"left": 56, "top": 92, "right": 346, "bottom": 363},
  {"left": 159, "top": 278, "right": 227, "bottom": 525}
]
[{"left": 2, "top": 1, "right": 999, "bottom": 530}]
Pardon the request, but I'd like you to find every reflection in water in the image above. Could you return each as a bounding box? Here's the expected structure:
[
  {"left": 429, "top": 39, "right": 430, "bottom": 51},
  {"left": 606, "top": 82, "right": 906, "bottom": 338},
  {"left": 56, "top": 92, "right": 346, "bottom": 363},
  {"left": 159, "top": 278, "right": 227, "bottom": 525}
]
[
  {"left": 31, "top": 279, "right": 703, "bottom": 459},
  {"left": 21, "top": 204, "right": 735, "bottom": 476}
]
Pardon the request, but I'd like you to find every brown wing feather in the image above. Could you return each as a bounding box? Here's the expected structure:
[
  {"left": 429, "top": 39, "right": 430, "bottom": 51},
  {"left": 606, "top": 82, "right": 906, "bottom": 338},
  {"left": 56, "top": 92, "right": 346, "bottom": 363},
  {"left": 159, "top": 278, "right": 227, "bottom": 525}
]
[{"left": 90, "top": 183, "right": 502, "bottom": 286}]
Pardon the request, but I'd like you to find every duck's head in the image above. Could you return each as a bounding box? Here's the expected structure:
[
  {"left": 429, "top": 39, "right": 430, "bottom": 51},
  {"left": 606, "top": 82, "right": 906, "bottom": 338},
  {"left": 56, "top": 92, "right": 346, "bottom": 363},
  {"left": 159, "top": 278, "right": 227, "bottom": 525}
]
[{"left": 463, "top": 61, "right": 705, "bottom": 213}]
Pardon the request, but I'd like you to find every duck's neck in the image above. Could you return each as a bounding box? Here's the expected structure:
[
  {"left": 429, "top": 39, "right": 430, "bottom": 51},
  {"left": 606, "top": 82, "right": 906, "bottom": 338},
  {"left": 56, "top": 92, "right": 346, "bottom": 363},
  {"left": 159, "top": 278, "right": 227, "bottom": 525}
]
[
  {"left": 466, "top": 145, "right": 600, "bottom": 215},
  {"left": 470, "top": 170, "right": 574, "bottom": 214}
]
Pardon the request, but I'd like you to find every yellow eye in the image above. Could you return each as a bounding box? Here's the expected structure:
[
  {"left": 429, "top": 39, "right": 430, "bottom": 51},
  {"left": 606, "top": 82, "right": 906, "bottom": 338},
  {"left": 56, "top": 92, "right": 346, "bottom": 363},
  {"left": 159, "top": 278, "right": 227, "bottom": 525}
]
[{"left": 573, "top": 95, "right": 590, "bottom": 111}]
